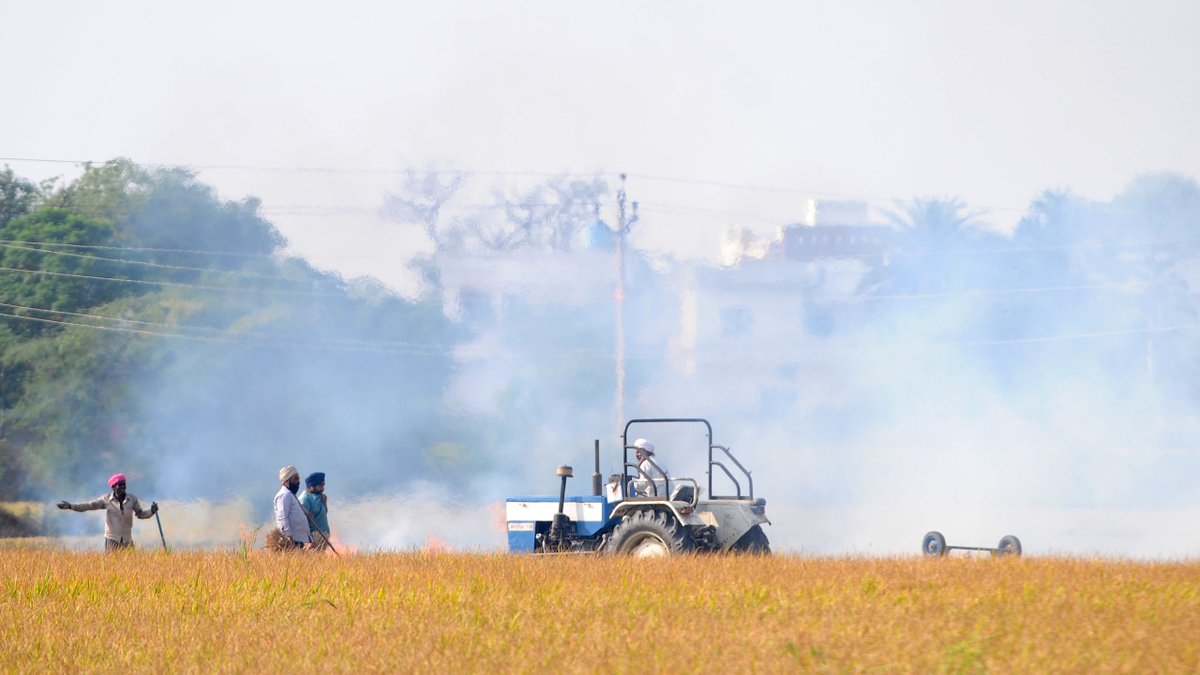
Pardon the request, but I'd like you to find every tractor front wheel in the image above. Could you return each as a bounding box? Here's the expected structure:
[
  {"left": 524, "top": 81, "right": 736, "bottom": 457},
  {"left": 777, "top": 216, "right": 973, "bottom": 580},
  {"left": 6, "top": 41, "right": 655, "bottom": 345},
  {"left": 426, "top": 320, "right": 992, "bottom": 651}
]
[{"left": 607, "top": 509, "right": 696, "bottom": 557}]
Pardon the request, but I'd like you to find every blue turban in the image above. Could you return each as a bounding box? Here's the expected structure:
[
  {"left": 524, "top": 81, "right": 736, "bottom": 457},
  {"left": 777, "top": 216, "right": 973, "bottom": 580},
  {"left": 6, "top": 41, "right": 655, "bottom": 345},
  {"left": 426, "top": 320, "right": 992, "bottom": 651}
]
[{"left": 304, "top": 472, "right": 326, "bottom": 487}]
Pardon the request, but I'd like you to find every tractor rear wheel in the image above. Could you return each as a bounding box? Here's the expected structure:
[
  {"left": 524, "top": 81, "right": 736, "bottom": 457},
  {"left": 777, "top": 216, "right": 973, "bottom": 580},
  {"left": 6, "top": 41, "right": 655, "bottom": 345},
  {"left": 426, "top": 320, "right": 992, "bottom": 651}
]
[
  {"left": 608, "top": 509, "right": 696, "bottom": 557},
  {"left": 730, "top": 524, "right": 771, "bottom": 554}
]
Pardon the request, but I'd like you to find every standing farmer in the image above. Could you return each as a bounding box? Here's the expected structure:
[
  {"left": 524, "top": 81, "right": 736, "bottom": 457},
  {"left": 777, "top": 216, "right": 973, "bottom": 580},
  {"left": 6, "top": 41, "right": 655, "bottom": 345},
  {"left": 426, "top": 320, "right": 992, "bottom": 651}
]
[
  {"left": 270, "top": 465, "right": 311, "bottom": 551},
  {"left": 57, "top": 473, "right": 158, "bottom": 551},
  {"left": 299, "top": 472, "right": 330, "bottom": 546}
]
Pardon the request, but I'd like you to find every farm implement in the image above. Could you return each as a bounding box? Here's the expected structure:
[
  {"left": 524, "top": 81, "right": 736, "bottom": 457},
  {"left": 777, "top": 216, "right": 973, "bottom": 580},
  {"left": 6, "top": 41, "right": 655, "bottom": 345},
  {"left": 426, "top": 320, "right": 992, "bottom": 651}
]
[{"left": 922, "top": 530, "right": 1022, "bottom": 557}]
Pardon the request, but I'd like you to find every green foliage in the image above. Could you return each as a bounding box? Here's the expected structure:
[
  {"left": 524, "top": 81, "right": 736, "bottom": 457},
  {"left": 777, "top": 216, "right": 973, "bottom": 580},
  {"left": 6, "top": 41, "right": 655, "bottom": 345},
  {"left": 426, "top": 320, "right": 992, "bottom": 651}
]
[
  {"left": 0, "top": 167, "right": 42, "bottom": 229},
  {"left": 42, "top": 159, "right": 150, "bottom": 223},
  {"left": 0, "top": 162, "right": 459, "bottom": 499},
  {"left": 2, "top": 321, "right": 157, "bottom": 493},
  {"left": 121, "top": 167, "right": 284, "bottom": 266},
  {"left": 0, "top": 208, "right": 124, "bottom": 337}
]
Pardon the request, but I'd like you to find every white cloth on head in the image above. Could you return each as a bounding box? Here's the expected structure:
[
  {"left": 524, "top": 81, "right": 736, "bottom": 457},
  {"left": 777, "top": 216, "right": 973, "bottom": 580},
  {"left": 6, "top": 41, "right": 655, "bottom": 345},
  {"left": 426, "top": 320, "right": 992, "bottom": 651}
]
[
  {"left": 274, "top": 485, "right": 311, "bottom": 544},
  {"left": 279, "top": 465, "right": 299, "bottom": 483}
]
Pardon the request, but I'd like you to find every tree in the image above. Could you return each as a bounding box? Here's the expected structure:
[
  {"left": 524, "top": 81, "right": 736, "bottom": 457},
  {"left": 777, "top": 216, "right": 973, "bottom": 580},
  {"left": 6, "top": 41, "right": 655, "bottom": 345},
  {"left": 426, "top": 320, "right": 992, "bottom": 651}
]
[
  {"left": 883, "top": 196, "right": 985, "bottom": 253},
  {"left": 380, "top": 169, "right": 466, "bottom": 245},
  {"left": 384, "top": 171, "right": 608, "bottom": 254},
  {"left": 122, "top": 167, "right": 285, "bottom": 268},
  {"left": 0, "top": 167, "right": 42, "bottom": 229},
  {"left": 0, "top": 162, "right": 471, "bottom": 500},
  {"left": 0, "top": 208, "right": 124, "bottom": 338},
  {"left": 860, "top": 196, "right": 999, "bottom": 297}
]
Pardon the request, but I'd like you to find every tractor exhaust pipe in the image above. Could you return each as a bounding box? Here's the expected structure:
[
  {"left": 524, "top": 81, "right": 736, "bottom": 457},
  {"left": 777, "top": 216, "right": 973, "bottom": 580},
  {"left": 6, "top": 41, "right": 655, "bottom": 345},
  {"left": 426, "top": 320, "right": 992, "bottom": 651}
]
[
  {"left": 555, "top": 465, "right": 573, "bottom": 513},
  {"left": 592, "top": 439, "right": 601, "bottom": 496},
  {"left": 549, "top": 465, "right": 574, "bottom": 546}
]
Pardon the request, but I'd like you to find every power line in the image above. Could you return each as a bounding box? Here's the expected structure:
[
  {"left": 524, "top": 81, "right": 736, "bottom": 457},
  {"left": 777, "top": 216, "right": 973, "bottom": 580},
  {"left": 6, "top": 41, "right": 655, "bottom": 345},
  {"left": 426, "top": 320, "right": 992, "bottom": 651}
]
[
  {"left": 0, "top": 246, "right": 1192, "bottom": 303},
  {"left": 0, "top": 307, "right": 456, "bottom": 357},
  {"left": 0, "top": 239, "right": 271, "bottom": 258},
  {"left": 627, "top": 172, "right": 1031, "bottom": 214},
  {"left": 0, "top": 290, "right": 1191, "bottom": 358},
  {"left": 859, "top": 280, "right": 1163, "bottom": 302},
  {"left": 1, "top": 154, "right": 1030, "bottom": 212},
  {"left": 0, "top": 301, "right": 224, "bottom": 336},
  {"left": 937, "top": 323, "right": 1200, "bottom": 347},
  {"left": 0, "top": 156, "right": 609, "bottom": 180},
  {"left": 0, "top": 242, "right": 308, "bottom": 283},
  {"left": 0, "top": 265, "right": 347, "bottom": 299},
  {"left": 0, "top": 304, "right": 620, "bottom": 359},
  {"left": 7, "top": 212, "right": 1197, "bottom": 264}
]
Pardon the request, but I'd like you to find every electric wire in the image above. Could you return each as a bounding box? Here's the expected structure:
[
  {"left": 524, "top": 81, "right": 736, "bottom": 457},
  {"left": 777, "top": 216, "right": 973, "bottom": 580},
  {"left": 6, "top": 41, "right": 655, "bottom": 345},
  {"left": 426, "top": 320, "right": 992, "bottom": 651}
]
[
  {"left": 0, "top": 308, "right": 459, "bottom": 357},
  {"left": 0, "top": 299, "right": 615, "bottom": 357},
  {"left": 3, "top": 156, "right": 1198, "bottom": 347},
  {"left": 0, "top": 241, "right": 311, "bottom": 283},
  {"left": 0, "top": 242, "right": 1192, "bottom": 302},
  {"left": 0, "top": 265, "right": 350, "bottom": 299},
  {"left": 3, "top": 229, "right": 1197, "bottom": 265},
  {"left": 0, "top": 154, "right": 1025, "bottom": 213},
  {"left": 3, "top": 301, "right": 1186, "bottom": 355},
  {"left": 934, "top": 323, "right": 1200, "bottom": 347},
  {"left": 0, "top": 239, "right": 272, "bottom": 258}
]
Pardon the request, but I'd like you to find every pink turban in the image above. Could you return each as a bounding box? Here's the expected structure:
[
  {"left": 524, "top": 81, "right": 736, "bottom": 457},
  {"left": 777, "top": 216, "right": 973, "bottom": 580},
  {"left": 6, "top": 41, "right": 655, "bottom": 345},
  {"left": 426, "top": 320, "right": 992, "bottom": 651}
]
[{"left": 108, "top": 473, "right": 127, "bottom": 488}]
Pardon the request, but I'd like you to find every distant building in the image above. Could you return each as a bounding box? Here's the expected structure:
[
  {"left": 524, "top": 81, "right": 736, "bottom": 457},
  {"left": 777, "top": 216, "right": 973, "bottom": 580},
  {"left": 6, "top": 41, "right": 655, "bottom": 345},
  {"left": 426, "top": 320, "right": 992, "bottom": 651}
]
[
  {"left": 722, "top": 199, "right": 895, "bottom": 265},
  {"left": 779, "top": 223, "right": 894, "bottom": 260},
  {"left": 432, "top": 198, "right": 894, "bottom": 417}
]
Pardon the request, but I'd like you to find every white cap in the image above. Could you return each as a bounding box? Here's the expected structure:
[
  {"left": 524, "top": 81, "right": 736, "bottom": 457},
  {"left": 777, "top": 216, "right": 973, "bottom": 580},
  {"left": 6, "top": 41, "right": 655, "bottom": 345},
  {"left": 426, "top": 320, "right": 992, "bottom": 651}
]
[{"left": 632, "top": 438, "right": 655, "bottom": 454}]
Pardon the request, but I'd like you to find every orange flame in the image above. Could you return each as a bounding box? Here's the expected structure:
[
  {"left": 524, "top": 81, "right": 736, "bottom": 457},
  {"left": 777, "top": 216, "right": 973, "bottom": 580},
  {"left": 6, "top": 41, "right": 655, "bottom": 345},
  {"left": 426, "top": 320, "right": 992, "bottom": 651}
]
[
  {"left": 326, "top": 532, "right": 356, "bottom": 555},
  {"left": 490, "top": 502, "right": 507, "bottom": 533}
]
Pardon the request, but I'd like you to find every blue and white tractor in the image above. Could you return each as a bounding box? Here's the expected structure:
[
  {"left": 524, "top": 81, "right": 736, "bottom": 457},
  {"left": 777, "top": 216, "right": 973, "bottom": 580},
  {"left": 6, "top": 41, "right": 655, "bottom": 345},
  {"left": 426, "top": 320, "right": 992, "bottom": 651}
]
[{"left": 505, "top": 418, "right": 771, "bottom": 556}]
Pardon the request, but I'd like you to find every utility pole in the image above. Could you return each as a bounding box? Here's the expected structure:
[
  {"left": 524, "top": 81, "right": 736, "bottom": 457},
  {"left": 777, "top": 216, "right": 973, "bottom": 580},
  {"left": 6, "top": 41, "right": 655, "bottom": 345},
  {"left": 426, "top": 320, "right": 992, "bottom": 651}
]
[{"left": 613, "top": 173, "right": 638, "bottom": 435}]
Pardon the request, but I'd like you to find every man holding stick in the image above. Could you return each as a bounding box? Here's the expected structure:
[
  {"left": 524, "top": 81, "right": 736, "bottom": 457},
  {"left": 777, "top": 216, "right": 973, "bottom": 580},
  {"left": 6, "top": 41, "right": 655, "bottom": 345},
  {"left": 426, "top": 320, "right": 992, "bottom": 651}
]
[
  {"left": 270, "top": 465, "right": 312, "bottom": 551},
  {"left": 57, "top": 473, "right": 158, "bottom": 551}
]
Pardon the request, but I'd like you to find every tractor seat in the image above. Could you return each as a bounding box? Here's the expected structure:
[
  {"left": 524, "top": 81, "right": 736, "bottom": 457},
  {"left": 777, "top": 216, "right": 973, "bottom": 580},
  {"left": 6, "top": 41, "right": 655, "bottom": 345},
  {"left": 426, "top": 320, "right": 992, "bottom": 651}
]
[{"left": 670, "top": 484, "right": 695, "bottom": 503}]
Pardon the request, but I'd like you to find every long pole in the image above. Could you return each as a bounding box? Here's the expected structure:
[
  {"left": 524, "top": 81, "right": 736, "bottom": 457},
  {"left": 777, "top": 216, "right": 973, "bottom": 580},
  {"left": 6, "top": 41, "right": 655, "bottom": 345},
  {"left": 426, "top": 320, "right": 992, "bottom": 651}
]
[
  {"left": 613, "top": 173, "right": 637, "bottom": 436},
  {"left": 154, "top": 510, "right": 167, "bottom": 552},
  {"left": 614, "top": 175, "right": 626, "bottom": 435}
]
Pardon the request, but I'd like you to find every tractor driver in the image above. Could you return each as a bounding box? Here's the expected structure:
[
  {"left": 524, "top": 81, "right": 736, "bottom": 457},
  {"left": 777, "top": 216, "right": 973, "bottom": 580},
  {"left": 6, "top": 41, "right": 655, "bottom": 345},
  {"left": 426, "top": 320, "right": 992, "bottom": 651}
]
[{"left": 629, "top": 438, "right": 668, "bottom": 497}]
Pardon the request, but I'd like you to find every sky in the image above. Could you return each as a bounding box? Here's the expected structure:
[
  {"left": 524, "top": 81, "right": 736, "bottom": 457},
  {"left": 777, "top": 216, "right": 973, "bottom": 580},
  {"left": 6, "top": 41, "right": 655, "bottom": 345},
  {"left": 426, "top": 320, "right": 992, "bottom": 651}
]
[{"left": 3, "top": 1, "right": 1199, "bottom": 295}]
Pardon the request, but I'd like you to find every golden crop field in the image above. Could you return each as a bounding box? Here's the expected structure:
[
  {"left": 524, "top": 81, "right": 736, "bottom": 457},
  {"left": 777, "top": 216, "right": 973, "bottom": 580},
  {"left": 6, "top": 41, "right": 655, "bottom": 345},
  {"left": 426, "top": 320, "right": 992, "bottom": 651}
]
[{"left": 1, "top": 549, "right": 1198, "bottom": 673}]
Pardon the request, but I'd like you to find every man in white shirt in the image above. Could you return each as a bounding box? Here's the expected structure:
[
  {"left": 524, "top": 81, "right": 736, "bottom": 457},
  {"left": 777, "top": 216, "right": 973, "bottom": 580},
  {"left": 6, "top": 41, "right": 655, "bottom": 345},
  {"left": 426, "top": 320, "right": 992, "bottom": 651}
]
[
  {"left": 57, "top": 472, "right": 158, "bottom": 551},
  {"left": 273, "top": 465, "right": 312, "bottom": 549},
  {"left": 629, "top": 438, "right": 669, "bottom": 497}
]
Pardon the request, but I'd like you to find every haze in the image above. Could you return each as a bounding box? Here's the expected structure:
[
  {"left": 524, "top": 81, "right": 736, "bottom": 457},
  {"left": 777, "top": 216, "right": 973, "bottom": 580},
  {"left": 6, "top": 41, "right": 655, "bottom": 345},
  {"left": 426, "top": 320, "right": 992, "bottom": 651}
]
[{"left": 3, "top": 2, "right": 1199, "bottom": 557}]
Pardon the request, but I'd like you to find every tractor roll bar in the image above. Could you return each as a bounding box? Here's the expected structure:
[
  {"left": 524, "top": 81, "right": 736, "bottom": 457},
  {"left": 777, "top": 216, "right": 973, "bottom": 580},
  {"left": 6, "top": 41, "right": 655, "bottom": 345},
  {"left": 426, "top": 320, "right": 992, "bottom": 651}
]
[
  {"left": 621, "top": 418, "right": 753, "bottom": 501},
  {"left": 710, "top": 445, "right": 753, "bottom": 500}
]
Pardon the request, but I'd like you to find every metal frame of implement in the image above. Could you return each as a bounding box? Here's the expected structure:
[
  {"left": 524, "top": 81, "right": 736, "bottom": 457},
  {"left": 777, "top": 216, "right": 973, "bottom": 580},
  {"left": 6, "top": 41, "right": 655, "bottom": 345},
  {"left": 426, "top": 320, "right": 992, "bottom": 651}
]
[{"left": 922, "top": 530, "right": 1022, "bottom": 557}]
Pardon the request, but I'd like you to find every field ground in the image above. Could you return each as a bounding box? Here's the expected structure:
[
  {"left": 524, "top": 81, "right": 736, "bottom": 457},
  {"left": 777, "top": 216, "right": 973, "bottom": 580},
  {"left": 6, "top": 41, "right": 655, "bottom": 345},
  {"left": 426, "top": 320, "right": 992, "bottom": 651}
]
[{"left": 1, "top": 549, "right": 1197, "bottom": 673}]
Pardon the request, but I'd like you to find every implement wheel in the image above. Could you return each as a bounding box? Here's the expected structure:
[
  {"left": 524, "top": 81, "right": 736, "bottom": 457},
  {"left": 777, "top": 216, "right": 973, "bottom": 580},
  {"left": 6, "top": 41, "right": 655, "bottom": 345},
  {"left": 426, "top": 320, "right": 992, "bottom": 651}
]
[
  {"left": 922, "top": 531, "right": 947, "bottom": 557},
  {"left": 608, "top": 509, "right": 696, "bottom": 557},
  {"left": 997, "top": 535, "right": 1022, "bottom": 557}
]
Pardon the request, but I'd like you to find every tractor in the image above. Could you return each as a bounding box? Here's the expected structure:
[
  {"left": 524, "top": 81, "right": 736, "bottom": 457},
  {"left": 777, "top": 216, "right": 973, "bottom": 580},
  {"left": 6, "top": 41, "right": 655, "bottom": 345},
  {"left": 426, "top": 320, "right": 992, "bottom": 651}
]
[{"left": 505, "top": 418, "right": 771, "bottom": 556}]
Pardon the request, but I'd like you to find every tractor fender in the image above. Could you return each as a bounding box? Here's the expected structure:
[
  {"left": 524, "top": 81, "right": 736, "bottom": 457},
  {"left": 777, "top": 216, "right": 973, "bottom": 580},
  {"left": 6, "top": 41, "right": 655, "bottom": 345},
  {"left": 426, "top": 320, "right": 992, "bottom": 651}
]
[{"left": 694, "top": 500, "right": 770, "bottom": 551}]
